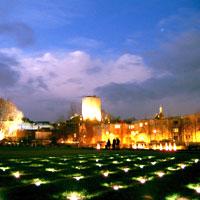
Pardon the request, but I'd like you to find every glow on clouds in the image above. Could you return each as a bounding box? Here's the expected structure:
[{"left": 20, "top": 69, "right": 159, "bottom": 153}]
[{"left": 0, "top": 48, "right": 151, "bottom": 120}]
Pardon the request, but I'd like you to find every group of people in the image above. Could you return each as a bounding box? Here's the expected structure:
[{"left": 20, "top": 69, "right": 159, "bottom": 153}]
[{"left": 105, "top": 138, "right": 120, "bottom": 150}]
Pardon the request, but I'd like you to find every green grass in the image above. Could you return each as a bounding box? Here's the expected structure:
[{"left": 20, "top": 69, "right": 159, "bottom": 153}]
[{"left": 0, "top": 147, "right": 199, "bottom": 200}]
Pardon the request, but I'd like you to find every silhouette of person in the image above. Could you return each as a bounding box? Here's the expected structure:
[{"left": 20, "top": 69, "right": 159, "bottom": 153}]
[
  {"left": 116, "top": 138, "right": 120, "bottom": 149},
  {"left": 106, "top": 139, "right": 111, "bottom": 149},
  {"left": 112, "top": 139, "right": 116, "bottom": 150}
]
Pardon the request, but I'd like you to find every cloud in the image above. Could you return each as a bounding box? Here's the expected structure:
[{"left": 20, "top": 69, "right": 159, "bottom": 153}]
[
  {"left": 0, "top": 52, "right": 20, "bottom": 88},
  {"left": 95, "top": 29, "right": 200, "bottom": 118},
  {"left": 0, "top": 49, "right": 150, "bottom": 120},
  {"left": 0, "top": 22, "right": 35, "bottom": 47}
]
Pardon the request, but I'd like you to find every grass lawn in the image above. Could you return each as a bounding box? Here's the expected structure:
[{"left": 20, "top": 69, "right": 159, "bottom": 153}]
[{"left": 0, "top": 147, "right": 199, "bottom": 200}]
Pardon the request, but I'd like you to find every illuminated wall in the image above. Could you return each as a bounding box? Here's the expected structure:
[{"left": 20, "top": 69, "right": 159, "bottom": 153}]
[{"left": 82, "top": 96, "right": 101, "bottom": 121}]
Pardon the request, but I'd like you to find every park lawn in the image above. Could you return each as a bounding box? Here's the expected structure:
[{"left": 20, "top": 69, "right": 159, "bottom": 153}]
[{"left": 0, "top": 147, "right": 199, "bottom": 200}]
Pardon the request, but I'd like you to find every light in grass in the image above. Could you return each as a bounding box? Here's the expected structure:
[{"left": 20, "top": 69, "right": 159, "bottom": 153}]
[
  {"left": 73, "top": 176, "right": 84, "bottom": 181},
  {"left": 133, "top": 177, "right": 147, "bottom": 184},
  {"left": 101, "top": 170, "right": 110, "bottom": 177},
  {"left": 155, "top": 171, "right": 165, "bottom": 178},
  {"left": 187, "top": 183, "right": 200, "bottom": 194},
  {"left": 101, "top": 182, "right": 127, "bottom": 190},
  {"left": 126, "top": 159, "right": 131, "bottom": 162},
  {"left": 151, "top": 161, "right": 157, "bottom": 165},
  {"left": 122, "top": 167, "right": 130, "bottom": 173},
  {"left": 177, "top": 163, "right": 186, "bottom": 169},
  {"left": 112, "top": 161, "right": 119, "bottom": 164},
  {"left": 32, "top": 178, "right": 48, "bottom": 186},
  {"left": 45, "top": 168, "right": 59, "bottom": 172},
  {"left": 165, "top": 193, "right": 189, "bottom": 200},
  {"left": 29, "top": 163, "right": 43, "bottom": 167},
  {"left": 12, "top": 171, "right": 21, "bottom": 178},
  {"left": 0, "top": 166, "right": 10, "bottom": 171},
  {"left": 61, "top": 191, "right": 87, "bottom": 200},
  {"left": 167, "top": 166, "right": 178, "bottom": 171},
  {"left": 96, "top": 163, "right": 102, "bottom": 167}
]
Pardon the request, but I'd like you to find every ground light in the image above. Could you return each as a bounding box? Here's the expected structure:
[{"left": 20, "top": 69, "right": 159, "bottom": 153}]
[
  {"left": 12, "top": 171, "right": 21, "bottom": 178},
  {"left": 187, "top": 183, "right": 200, "bottom": 194}
]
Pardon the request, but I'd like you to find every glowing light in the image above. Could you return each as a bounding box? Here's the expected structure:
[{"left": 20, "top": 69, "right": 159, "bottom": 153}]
[
  {"left": 102, "top": 171, "right": 109, "bottom": 177},
  {"left": 122, "top": 167, "right": 129, "bottom": 173},
  {"left": 66, "top": 192, "right": 85, "bottom": 200},
  {"left": 96, "top": 163, "right": 102, "bottom": 167},
  {"left": 160, "top": 144, "right": 163, "bottom": 151},
  {"left": 155, "top": 171, "right": 165, "bottom": 177},
  {"left": 0, "top": 130, "right": 5, "bottom": 141},
  {"left": 139, "top": 123, "right": 143, "bottom": 127},
  {"left": 96, "top": 143, "right": 101, "bottom": 150},
  {"left": 187, "top": 183, "right": 200, "bottom": 194},
  {"left": 165, "top": 143, "right": 169, "bottom": 151},
  {"left": 73, "top": 176, "right": 84, "bottom": 181},
  {"left": 113, "top": 185, "right": 120, "bottom": 190},
  {"left": 32, "top": 178, "right": 48, "bottom": 186},
  {"left": 115, "top": 124, "right": 120, "bottom": 129},
  {"left": 82, "top": 96, "right": 101, "bottom": 121},
  {"left": 178, "top": 163, "right": 186, "bottom": 169},
  {"left": 133, "top": 177, "right": 147, "bottom": 184},
  {"left": 0, "top": 166, "right": 10, "bottom": 171},
  {"left": 151, "top": 161, "right": 157, "bottom": 165},
  {"left": 12, "top": 171, "right": 21, "bottom": 178},
  {"left": 45, "top": 168, "right": 59, "bottom": 172},
  {"left": 173, "top": 143, "right": 177, "bottom": 151}
]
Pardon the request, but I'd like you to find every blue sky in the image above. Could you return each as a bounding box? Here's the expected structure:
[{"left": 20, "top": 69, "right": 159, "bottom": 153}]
[{"left": 0, "top": 0, "right": 200, "bottom": 121}]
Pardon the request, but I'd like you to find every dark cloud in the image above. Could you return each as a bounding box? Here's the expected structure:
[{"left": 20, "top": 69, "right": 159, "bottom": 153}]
[
  {"left": 0, "top": 22, "right": 35, "bottom": 47},
  {"left": 66, "top": 78, "right": 82, "bottom": 84},
  {"left": 27, "top": 76, "right": 48, "bottom": 91},
  {"left": 86, "top": 66, "right": 102, "bottom": 74},
  {"left": 95, "top": 30, "right": 200, "bottom": 117},
  {"left": 0, "top": 52, "right": 20, "bottom": 87}
]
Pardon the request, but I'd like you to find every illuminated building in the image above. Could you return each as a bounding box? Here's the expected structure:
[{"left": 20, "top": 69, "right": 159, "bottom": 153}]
[{"left": 82, "top": 96, "right": 101, "bottom": 122}]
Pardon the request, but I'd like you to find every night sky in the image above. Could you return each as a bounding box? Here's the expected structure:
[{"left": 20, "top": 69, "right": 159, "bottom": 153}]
[{"left": 0, "top": 0, "right": 200, "bottom": 121}]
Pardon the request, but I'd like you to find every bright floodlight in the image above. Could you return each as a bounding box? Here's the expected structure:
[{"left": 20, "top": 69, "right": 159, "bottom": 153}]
[{"left": 82, "top": 96, "right": 101, "bottom": 121}]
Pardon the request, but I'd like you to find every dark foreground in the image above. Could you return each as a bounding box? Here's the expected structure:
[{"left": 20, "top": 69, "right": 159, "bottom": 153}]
[{"left": 0, "top": 147, "right": 199, "bottom": 200}]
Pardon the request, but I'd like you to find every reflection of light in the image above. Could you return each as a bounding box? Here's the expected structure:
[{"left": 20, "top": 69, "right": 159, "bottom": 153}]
[{"left": 151, "top": 161, "right": 157, "bottom": 165}]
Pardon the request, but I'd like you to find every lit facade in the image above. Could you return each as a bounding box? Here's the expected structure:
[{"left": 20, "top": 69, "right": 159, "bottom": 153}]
[{"left": 79, "top": 112, "right": 200, "bottom": 148}]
